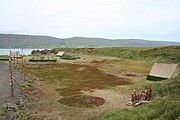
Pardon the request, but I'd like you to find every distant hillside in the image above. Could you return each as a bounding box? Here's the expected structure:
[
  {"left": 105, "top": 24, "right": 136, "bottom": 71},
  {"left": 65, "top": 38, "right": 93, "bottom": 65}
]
[
  {"left": 0, "top": 34, "right": 180, "bottom": 48},
  {"left": 0, "top": 34, "right": 65, "bottom": 48},
  {"left": 88, "top": 46, "right": 180, "bottom": 63},
  {"left": 53, "top": 46, "right": 180, "bottom": 63},
  {"left": 65, "top": 37, "right": 180, "bottom": 48}
]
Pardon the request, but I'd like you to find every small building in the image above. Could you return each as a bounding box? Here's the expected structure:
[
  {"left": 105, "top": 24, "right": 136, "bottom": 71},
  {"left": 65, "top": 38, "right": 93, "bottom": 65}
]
[
  {"left": 56, "top": 51, "right": 65, "bottom": 57},
  {"left": 29, "top": 53, "right": 57, "bottom": 62},
  {"left": 147, "top": 63, "right": 180, "bottom": 81},
  {"left": 43, "top": 53, "right": 56, "bottom": 60}
]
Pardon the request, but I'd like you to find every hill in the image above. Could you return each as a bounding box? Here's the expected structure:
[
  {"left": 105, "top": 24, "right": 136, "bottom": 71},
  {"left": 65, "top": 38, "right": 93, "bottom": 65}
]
[
  {"left": 0, "top": 34, "right": 65, "bottom": 48},
  {"left": 0, "top": 34, "right": 180, "bottom": 48},
  {"left": 89, "top": 46, "right": 180, "bottom": 63},
  {"left": 53, "top": 46, "right": 180, "bottom": 63}
]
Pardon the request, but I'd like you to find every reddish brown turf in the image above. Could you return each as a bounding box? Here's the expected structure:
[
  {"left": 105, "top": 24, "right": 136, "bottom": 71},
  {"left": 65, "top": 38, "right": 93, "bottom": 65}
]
[
  {"left": 27, "top": 63, "right": 132, "bottom": 107},
  {"left": 57, "top": 95, "right": 105, "bottom": 108}
]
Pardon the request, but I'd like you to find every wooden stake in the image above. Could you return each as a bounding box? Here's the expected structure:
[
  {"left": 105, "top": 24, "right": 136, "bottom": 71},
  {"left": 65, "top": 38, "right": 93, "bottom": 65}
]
[
  {"left": 24, "top": 59, "right": 26, "bottom": 81},
  {"left": 9, "top": 55, "right": 14, "bottom": 97},
  {"left": 21, "top": 58, "right": 26, "bottom": 81}
]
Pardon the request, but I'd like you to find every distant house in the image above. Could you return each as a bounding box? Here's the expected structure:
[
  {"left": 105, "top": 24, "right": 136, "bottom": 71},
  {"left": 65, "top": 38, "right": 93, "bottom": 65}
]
[
  {"left": 147, "top": 63, "right": 180, "bottom": 81},
  {"left": 56, "top": 51, "right": 65, "bottom": 57},
  {"left": 29, "top": 53, "right": 57, "bottom": 62},
  {"left": 10, "top": 51, "right": 22, "bottom": 59},
  {"left": 31, "top": 49, "right": 51, "bottom": 55}
]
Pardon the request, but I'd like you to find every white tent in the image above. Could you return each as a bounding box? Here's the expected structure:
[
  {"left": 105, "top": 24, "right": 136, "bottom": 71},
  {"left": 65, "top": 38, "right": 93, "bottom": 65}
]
[
  {"left": 56, "top": 51, "right": 65, "bottom": 57},
  {"left": 147, "top": 63, "right": 180, "bottom": 80}
]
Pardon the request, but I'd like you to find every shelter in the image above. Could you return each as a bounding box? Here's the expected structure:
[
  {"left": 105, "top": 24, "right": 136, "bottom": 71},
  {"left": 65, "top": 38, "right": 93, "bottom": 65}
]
[
  {"left": 29, "top": 53, "right": 57, "bottom": 62},
  {"left": 56, "top": 51, "right": 65, "bottom": 57},
  {"left": 147, "top": 63, "right": 180, "bottom": 81},
  {"left": 31, "top": 53, "right": 56, "bottom": 60}
]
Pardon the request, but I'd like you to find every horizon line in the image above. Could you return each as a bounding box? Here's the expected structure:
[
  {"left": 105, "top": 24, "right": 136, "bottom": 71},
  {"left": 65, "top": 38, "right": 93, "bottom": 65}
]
[{"left": 0, "top": 32, "right": 180, "bottom": 43}]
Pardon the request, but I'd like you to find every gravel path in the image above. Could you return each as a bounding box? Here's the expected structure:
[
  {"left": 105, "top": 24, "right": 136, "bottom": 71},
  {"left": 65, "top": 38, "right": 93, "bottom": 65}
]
[{"left": 0, "top": 61, "right": 24, "bottom": 108}]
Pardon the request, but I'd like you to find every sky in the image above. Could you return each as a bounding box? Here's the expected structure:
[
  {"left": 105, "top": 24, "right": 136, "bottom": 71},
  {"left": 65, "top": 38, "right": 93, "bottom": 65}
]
[{"left": 0, "top": 0, "right": 180, "bottom": 42}]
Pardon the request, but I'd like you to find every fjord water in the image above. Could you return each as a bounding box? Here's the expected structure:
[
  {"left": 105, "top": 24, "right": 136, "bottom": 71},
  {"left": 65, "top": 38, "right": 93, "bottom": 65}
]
[{"left": 0, "top": 48, "right": 45, "bottom": 55}]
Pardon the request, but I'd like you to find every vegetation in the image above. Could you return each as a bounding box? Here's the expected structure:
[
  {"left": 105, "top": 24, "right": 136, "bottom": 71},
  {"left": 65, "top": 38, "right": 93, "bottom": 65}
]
[
  {"left": 60, "top": 53, "right": 78, "bottom": 60},
  {"left": 24, "top": 46, "right": 179, "bottom": 119},
  {"left": 90, "top": 76, "right": 180, "bottom": 120},
  {"left": 0, "top": 107, "right": 7, "bottom": 117},
  {"left": 0, "top": 55, "right": 9, "bottom": 61},
  {"left": 53, "top": 46, "right": 180, "bottom": 63},
  {"left": 88, "top": 46, "right": 180, "bottom": 63},
  {"left": 27, "top": 63, "right": 131, "bottom": 108},
  {"left": 57, "top": 95, "right": 105, "bottom": 108}
]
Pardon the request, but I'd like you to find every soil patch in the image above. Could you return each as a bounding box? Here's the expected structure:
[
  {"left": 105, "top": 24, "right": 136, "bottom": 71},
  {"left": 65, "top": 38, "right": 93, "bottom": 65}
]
[{"left": 58, "top": 95, "right": 105, "bottom": 108}]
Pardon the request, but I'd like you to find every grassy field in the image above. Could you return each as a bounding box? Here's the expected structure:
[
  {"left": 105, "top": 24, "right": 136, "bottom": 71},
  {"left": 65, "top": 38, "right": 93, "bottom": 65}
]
[
  {"left": 24, "top": 55, "right": 152, "bottom": 119},
  {"left": 27, "top": 63, "right": 132, "bottom": 108},
  {"left": 89, "top": 46, "right": 180, "bottom": 63},
  {"left": 21, "top": 46, "right": 180, "bottom": 120}
]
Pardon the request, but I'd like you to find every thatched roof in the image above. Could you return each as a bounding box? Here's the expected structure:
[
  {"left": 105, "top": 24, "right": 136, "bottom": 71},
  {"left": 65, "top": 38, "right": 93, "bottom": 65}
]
[{"left": 32, "top": 53, "right": 56, "bottom": 60}]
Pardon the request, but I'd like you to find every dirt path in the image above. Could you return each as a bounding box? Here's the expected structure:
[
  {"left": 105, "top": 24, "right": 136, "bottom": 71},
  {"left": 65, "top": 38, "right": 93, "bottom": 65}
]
[{"left": 0, "top": 61, "right": 24, "bottom": 108}]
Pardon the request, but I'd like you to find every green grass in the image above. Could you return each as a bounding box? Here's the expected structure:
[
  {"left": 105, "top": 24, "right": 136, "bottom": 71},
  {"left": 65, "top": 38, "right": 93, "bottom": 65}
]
[
  {"left": 88, "top": 46, "right": 180, "bottom": 63},
  {"left": 102, "top": 59, "right": 152, "bottom": 74},
  {"left": 0, "top": 108, "right": 7, "bottom": 117},
  {"left": 53, "top": 46, "right": 180, "bottom": 63},
  {"left": 27, "top": 63, "right": 132, "bottom": 108},
  {"left": 0, "top": 55, "right": 9, "bottom": 61},
  {"left": 90, "top": 76, "right": 180, "bottom": 120}
]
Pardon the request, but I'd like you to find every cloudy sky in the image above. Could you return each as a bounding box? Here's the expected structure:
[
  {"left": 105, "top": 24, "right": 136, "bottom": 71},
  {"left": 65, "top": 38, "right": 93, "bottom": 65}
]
[{"left": 0, "top": 0, "right": 180, "bottom": 42}]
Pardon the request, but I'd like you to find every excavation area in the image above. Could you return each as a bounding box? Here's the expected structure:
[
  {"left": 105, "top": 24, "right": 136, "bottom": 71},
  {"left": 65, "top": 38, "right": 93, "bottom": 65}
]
[
  {"left": 1, "top": 46, "right": 179, "bottom": 120},
  {"left": 23, "top": 55, "right": 151, "bottom": 120},
  {"left": 27, "top": 63, "right": 131, "bottom": 108}
]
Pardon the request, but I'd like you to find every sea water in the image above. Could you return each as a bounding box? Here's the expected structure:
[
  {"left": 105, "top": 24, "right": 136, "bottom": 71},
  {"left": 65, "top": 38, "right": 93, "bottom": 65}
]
[{"left": 0, "top": 48, "right": 45, "bottom": 55}]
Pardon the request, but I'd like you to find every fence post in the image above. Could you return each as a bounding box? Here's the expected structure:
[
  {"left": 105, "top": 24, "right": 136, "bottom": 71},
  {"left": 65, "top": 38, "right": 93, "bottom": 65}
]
[{"left": 9, "top": 55, "right": 14, "bottom": 97}]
